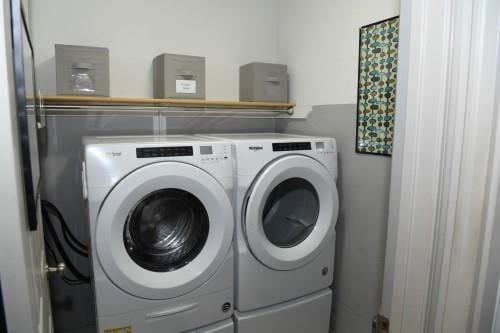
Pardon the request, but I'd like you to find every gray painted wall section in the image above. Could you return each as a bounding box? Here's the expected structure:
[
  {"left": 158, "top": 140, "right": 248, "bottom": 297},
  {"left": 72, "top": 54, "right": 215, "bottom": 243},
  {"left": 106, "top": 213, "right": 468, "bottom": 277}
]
[
  {"left": 41, "top": 114, "right": 157, "bottom": 333},
  {"left": 41, "top": 108, "right": 389, "bottom": 333},
  {"left": 277, "top": 105, "right": 392, "bottom": 333},
  {"left": 40, "top": 114, "right": 275, "bottom": 333},
  {"left": 162, "top": 115, "right": 276, "bottom": 135}
]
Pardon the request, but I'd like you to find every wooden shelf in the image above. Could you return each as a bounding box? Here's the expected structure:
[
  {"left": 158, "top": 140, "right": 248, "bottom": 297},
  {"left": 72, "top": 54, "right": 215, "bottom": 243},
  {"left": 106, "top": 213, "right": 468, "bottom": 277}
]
[{"left": 43, "top": 95, "right": 295, "bottom": 111}]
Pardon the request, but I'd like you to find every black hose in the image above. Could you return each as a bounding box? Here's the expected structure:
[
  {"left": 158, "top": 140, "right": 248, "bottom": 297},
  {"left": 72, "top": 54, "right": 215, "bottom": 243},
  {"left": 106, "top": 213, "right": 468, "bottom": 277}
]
[
  {"left": 61, "top": 231, "right": 89, "bottom": 257},
  {"left": 41, "top": 203, "right": 89, "bottom": 257},
  {"left": 42, "top": 209, "right": 90, "bottom": 283},
  {"left": 45, "top": 234, "right": 90, "bottom": 286},
  {"left": 44, "top": 236, "right": 58, "bottom": 264},
  {"left": 41, "top": 200, "right": 88, "bottom": 253},
  {"left": 62, "top": 277, "right": 86, "bottom": 286},
  {"left": 44, "top": 236, "right": 85, "bottom": 285}
]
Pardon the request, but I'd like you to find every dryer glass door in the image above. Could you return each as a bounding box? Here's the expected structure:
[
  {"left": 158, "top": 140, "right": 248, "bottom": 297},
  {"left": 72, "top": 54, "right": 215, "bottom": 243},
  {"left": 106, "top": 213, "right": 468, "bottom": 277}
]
[
  {"left": 245, "top": 155, "right": 339, "bottom": 271},
  {"left": 96, "top": 162, "right": 233, "bottom": 300},
  {"left": 262, "top": 178, "right": 319, "bottom": 248},
  {"left": 124, "top": 189, "right": 209, "bottom": 272}
]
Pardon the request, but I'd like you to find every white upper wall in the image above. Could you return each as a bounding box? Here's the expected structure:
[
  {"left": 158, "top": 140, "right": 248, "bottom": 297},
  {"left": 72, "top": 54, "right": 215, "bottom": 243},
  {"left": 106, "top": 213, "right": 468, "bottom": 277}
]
[
  {"left": 31, "top": 0, "right": 279, "bottom": 99},
  {"left": 277, "top": 0, "right": 400, "bottom": 106},
  {"left": 32, "top": 0, "right": 400, "bottom": 105}
]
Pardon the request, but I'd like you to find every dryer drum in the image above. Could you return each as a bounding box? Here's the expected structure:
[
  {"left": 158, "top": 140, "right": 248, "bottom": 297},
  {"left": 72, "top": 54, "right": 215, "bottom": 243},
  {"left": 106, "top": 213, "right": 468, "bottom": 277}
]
[
  {"left": 262, "top": 177, "right": 320, "bottom": 248},
  {"left": 123, "top": 188, "right": 210, "bottom": 272}
]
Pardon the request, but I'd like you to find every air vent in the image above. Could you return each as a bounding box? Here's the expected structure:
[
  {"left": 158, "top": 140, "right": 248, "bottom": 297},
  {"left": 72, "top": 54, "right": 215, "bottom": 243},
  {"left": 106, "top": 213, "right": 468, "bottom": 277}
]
[
  {"left": 272, "top": 142, "right": 312, "bottom": 152},
  {"left": 136, "top": 146, "right": 193, "bottom": 158}
]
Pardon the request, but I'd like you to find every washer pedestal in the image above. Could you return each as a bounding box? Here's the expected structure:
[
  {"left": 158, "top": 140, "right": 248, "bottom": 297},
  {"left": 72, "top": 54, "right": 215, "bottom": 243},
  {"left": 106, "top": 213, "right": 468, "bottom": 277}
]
[
  {"left": 234, "top": 289, "right": 332, "bottom": 333},
  {"left": 192, "top": 318, "right": 234, "bottom": 333}
]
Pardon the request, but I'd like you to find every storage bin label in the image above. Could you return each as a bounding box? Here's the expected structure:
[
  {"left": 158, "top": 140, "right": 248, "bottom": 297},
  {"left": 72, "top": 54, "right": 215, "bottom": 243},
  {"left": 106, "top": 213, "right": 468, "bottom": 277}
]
[{"left": 176, "top": 80, "right": 196, "bottom": 94}]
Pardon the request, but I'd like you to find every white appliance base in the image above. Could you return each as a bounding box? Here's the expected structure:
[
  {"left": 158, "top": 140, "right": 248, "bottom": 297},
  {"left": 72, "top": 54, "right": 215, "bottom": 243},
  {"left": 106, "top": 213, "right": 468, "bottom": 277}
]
[
  {"left": 98, "top": 316, "right": 233, "bottom": 333},
  {"left": 191, "top": 318, "right": 234, "bottom": 333},
  {"left": 97, "top": 288, "right": 233, "bottom": 333},
  {"left": 235, "top": 289, "right": 332, "bottom": 333}
]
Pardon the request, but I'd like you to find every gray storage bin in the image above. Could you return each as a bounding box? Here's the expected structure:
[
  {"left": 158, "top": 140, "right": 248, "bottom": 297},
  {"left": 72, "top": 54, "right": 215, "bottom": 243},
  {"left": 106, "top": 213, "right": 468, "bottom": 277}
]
[
  {"left": 153, "top": 53, "right": 205, "bottom": 99},
  {"left": 240, "top": 62, "right": 288, "bottom": 103},
  {"left": 55, "top": 44, "right": 109, "bottom": 96}
]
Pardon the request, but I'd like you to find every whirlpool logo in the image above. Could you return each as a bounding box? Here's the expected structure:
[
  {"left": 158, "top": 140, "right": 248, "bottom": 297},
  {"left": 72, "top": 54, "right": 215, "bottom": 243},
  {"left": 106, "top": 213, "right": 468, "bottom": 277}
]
[
  {"left": 104, "top": 151, "right": 122, "bottom": 158},
  {"left": 248, "top": 146, "right": 263, "bottom": 152}
]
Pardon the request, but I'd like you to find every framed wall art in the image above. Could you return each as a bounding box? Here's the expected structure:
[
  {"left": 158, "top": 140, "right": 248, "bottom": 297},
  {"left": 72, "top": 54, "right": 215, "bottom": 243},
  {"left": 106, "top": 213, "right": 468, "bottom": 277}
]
[{"left": 356, "top": 16, "right": 399, "bottom": 156}]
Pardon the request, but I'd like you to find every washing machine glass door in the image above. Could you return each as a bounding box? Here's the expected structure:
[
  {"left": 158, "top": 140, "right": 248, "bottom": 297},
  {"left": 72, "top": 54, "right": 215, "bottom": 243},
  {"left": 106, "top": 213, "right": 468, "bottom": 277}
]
[
  {"left": 244, "top": 155, "right": 338, "bottom": 271},
  {"left": 96, "top": 162, "right": 233, "bottom": 300}
]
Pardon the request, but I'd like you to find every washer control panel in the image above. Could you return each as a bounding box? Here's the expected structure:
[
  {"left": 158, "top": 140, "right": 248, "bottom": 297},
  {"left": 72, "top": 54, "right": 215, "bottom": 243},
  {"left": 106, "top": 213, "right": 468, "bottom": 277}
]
[
  {"left": 136, "top": 146, "right": 193, "bottom": 158},
  {"left": 199, "top": 144, "right": 230, "bottom": 164},
  {"left": 133, "top": 144, "right": 231, "bottom": 163},
  {"left": 84, "top": 140, "right": 233, "bottom": 189}
]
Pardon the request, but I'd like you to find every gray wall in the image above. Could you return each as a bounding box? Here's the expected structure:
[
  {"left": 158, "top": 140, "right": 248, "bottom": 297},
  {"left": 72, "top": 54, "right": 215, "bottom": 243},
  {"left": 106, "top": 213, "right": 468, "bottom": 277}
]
[
  {"left": 42, "top": 107, "right": 391, "bottom": 333},
  {"left": 40, "top": 113, "right": 275, "bottom": 333},
  {"left": 277, "top": 105, "right": 392, "bottom": 333},
  {"left": 41, "top": 113, "right": 156, "bottom": 333}
]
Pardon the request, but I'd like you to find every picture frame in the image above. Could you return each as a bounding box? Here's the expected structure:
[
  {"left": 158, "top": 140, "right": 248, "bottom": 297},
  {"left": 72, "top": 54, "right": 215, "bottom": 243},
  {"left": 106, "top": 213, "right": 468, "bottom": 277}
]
[
  {"left": 355, "top": 16, "right": 400, "bottom": 156},
  {"left": 11, "top": 0, "right": 43, "bottom": 231}
]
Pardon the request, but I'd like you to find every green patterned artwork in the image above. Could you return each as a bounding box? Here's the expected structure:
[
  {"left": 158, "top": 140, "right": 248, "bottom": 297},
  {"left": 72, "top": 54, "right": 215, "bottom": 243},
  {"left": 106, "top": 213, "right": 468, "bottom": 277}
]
[{"left": 356, "top": 16, "right": 399, "bottom": 156}]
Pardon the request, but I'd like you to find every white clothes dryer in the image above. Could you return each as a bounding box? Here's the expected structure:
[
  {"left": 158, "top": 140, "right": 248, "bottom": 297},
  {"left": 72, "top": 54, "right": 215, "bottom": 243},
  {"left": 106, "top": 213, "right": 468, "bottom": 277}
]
[
  {"left": 82, "top": 135, "right": 235, "bottom": 333},
  {"left": 197, "top": 133, "right": 339, "bottom": 333}
]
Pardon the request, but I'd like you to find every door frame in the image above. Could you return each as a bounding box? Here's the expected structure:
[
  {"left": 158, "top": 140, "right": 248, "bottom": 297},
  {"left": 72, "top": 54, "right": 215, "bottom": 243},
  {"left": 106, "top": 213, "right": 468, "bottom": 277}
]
[
  {"left": 381, "top": 0, "right": 500, "bottom": 331},
  {"left": 0, "top": 0, "right": 51, "bottom": 332}
]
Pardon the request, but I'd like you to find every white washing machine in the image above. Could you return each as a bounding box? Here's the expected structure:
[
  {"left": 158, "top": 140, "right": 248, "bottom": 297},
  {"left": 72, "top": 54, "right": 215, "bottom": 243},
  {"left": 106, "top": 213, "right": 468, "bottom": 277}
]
[
  {"left": 82, "top": 135, "right": 235, "bottom": 333},
  {"left": 197, "top": 133, "right": 339, "bottom": 333}
]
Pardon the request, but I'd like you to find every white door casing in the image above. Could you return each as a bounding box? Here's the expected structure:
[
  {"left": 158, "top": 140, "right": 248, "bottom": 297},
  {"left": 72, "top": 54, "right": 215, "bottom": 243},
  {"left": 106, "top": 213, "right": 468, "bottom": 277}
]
[
  {"left": 384, "top": 0, "right": 500, "bottom": 332},
  {"left": 470, "top": 5, "right": 500, "bottom": 331},
  {"left": 96, "top": 162, "right": 233, "bottom": 300},
  {"left": 492, "top": 280, "right": 500, "bottom": 333},
  {"left": 244, "top": 155, "right": 338, "bottom": 271},
  {"left": 0, "top": 0, "right": 53, "bottom": 332}
]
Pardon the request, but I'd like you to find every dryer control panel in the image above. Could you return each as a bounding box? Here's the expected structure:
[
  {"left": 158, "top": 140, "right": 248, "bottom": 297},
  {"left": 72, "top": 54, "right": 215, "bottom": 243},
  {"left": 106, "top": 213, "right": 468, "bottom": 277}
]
[
  {"left": 233, "top": 138, "right": 337, "bottom": 179},
  {"left": 313, "top": 140, "right": 336, "bottom": 154},
  {"left": 272, "top": 142, "right": 311, "bottom": 151}
]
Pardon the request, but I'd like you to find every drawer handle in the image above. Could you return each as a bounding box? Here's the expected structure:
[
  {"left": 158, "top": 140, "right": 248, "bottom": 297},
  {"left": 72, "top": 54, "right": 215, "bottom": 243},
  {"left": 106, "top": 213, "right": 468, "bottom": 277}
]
[
  {"left": 177, "top": 70, "right": 195, "bottom": 79},
  {"left": 146, "top": 303, "right": 198, "bottom": 319},
  {"left": 72, "top": 62, "right": 94, "bottom": 70}
]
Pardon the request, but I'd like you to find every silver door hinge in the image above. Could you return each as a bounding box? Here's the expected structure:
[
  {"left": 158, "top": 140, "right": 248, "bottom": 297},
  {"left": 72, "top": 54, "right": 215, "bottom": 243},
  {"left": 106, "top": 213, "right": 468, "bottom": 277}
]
[{"left": 372, "top": 314, "right": 389, "bottom": 333}]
